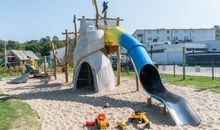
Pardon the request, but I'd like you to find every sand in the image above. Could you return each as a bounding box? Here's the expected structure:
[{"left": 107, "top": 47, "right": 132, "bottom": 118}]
[{"left": 0, "top": 74, "right": 220, "bottom": 130}]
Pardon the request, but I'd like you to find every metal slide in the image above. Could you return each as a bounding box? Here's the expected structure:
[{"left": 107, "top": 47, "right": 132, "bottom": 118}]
[
  {"left": 105, "top": 27, "right": 201, "bottom": 125},
  {"left": 8, "top": 73, "right": 29, "bottom": 84}
]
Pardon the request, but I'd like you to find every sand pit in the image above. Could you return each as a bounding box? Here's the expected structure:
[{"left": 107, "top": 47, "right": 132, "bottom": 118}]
[{"left": 0, "top": 74, "right": 220, "bottom": 130}]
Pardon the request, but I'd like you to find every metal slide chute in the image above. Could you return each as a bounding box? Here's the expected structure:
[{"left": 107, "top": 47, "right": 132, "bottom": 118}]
[
  {"left": 105, "top": 27, "right": 201, "bottom": 125},
  {"left": 8, "top": 73, "right": 29, "bottom": 84}
]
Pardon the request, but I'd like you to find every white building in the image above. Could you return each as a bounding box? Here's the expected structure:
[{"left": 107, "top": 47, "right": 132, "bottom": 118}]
[
  {"left": 151, "top": 43, "right": 207, "bottom": 64},
  {"left": 133, "top": 28, "right": 216, "bottom": 48},
  {"left": 149, "top": 40, "right": 220, "bottom": 65}
]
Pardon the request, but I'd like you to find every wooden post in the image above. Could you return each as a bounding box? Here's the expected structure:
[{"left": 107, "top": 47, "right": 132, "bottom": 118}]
[
  {"left": 65, "top": 29, "right": 69, "bottom": 83},
  {"left": 62, "top": 29, "right": 74, "bottom": 83},
  {"left": 136, "top": 74, "right": 139, "bottom": 91},
  {"left": 92, "top": 0, "right": 99, "bottom": 29},
  {"left": 160, "top": 105, "right": 166, "bottom": 115},
  {"left": 104, "top": 12, "right": 107, "bottom": 26},
  {"left": 51, "top": 42, "right": 57, "bottom": 80},
  {"left": 147, "top": 97, "right": 152, "bottom": 105},
  {"left": 116, "top": 17, "right": 120, "bottom": 26},
  {"left": 116, "top": 46, "right": 121, "bottom": 86},
  {"left": 54, "top": 56, "right": 57, "bottom": 80},
  {"left": 44, "top": 56, "right": 47, "bottom": 75},
  {"left": 212, "top": 61, "right": 214, "bottom": 80},
  {"left": 73, "top": 18, "right": 78, "bottom": 48}
]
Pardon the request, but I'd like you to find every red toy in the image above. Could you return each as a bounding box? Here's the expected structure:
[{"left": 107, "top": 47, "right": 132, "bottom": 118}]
[{"left": 86, "top": 121, "right": 95, "bottom": 126}]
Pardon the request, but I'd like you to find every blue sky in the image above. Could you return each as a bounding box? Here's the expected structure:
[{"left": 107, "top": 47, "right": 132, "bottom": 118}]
[{"left": 0, "top": 0, "right": 220, "bottom": 42}]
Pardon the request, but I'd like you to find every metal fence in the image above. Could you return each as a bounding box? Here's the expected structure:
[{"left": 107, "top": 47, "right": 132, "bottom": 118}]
[{"left": 158, "top": 62, "right": 220, "bottom": 80}]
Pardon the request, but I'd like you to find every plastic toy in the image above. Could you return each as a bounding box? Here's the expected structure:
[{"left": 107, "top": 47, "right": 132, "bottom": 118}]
[
  {"left": 95, "top": 113, "right": 110, "bottom": 129},
  {"left": 129, "top": 111, "right": 150, "bottom": 128},
  {"left": 116, "top": 121, "right": 127, "bottom": 130},
  {"left": 85, "top": 121, "right": 95, "bottom": 126}
]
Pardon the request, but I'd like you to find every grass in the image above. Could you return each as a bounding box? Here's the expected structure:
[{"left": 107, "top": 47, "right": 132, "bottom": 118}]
[
  {"left": 160, "top": 74, "right": 220, "bottom": 93},
  {"left": 0, "top": 74, "right": 19, "bottom": 79},
  {"left": 0, "top": 92, "right": 41, "bottom": 130},
  {"left": 119, "top": 71, "right": 220, "bottom": 93}
]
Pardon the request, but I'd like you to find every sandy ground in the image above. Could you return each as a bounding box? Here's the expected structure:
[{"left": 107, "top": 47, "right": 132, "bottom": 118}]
[{"left": 0, "top": 74, "right": 220, "bottom": 130}]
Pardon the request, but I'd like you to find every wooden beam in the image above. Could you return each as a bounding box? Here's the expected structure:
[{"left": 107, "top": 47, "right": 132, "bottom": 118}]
[{"left": 78, "top": 17, "right": 123, "bottom": 21}]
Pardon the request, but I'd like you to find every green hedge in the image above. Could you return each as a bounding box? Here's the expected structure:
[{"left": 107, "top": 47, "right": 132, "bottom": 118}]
[{"left": 0, "top": 66, "right": 22, "bottom": 76}]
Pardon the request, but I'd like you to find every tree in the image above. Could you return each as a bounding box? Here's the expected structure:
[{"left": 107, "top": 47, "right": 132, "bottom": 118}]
[
  {"left": 39, "top": 36, "right": 52, "bottom": 56},
  {"left": 214, "top": 25, "right": 220, "bottom": 40},
  {"left": 213, "top": 25, "right": 220, "bottom": 33},
  {"left": 16, "top": 44, "right": 25, "bottom": 50},
  {"left": 52, "top": 36, "right": 65, "bottom": 48},
  {"left": 7, "top": 40, "right": 18, "bottom": 50},
  {"left": 0, "top": 40, "right": 6, "bottom": 59}
]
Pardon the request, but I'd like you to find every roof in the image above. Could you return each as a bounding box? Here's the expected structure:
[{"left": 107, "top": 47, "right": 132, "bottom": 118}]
[
  {"left": 133, "top": 28, "right": 215, "bottom": 35},
  {"left": 11, "top": 50, "right": 40, "bottom": 60}
]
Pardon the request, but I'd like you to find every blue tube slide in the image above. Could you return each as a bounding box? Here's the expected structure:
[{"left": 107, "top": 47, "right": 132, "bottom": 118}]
[{"left": 105, "top": 27, "right": 201, "bottom": 126}]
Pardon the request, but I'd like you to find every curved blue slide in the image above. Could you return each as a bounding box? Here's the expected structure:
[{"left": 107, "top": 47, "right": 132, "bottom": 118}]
[{"left": 105, "top": 27, "right": 201, "bottom": 125}]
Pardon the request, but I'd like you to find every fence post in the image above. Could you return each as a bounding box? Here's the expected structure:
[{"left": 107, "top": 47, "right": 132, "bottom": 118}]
[
  {"left": 173, "top": 62, "right": 176, "bottom": 77},
  {"left": 44, "top": 56, "right": 47, "bottom": 75},
  {"left": 150, "top": 45, "right": 153, "bottom": 59},
  {"left": 212, "top": 61, "right": 214, "bottom": 80},
  {"left": 182, "top": 47, "right": 186, "bottom": 80}
]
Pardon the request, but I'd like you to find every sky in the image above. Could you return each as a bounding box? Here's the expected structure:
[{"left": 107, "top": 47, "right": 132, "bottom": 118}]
[{"left": 0, "top": 0, "right": 220, "bottom": 42}]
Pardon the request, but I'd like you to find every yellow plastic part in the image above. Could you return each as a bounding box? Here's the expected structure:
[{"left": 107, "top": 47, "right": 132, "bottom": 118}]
[
  {"left": 130, "top": 112, "right": 150, "bottom": 125},
  {"left": 104, "top": 26, "right": 124, "bottom": 44},
  {"left": 116, "top": 121, "right": 127, "bottom": 130},
  {"left": 26, "top": 59, "right": 36, "bottom": 70}
]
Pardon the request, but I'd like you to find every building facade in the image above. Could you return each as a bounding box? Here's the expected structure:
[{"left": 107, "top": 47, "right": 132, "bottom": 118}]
[
  {"left": 133, "top": 28, "right": 216, "bottom": 48},
  {"left": 6, "top": 50, "right": 39, "bottom": 66}
]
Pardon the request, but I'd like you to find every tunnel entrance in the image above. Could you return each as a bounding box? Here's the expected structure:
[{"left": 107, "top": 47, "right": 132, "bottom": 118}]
[
  {"left": 76, "top": 62, "right": 95, "bottom": 91},
  {"left": 139, "top": 64, "right": 166, "bottom": 94}
]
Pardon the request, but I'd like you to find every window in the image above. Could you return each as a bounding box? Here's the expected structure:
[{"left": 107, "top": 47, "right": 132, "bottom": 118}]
[
  {"left": 210, "top": 48, "right": 218, "bottom": 52},
  {"left": 184, "top": 36, "right": 189, "bottom": 41},
  {"left": 167, "top": 30, "right": 170, "bottom": 33},
  {"left": 156, "top": 36, "right": 160, "bottom": 40},
  {"left": 167, "top": 37, "right": 170, "bottom": 40},
  {"left": 153, "top": 39, "right": 158, "bottom": 42},
  {"left": 148, "top": 37, "right": 152, "bottom": 41},
  {"left": 174, "top": 37, "right": 178, "bottom": 40},
  {"left": 186, "top": 48, "right": 208, "bottom": 52},
  {"left": 137, "top": 34, "right": 143, "bottom": 37},
  {"left": 156, "top": 30, "right": 159, "bottom": 33}
]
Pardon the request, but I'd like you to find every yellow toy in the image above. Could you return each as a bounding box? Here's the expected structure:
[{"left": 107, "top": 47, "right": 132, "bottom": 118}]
[
  {"left": 129, "top": 111, "right": 150, "bottom": 129},
  {"left": 116, "top": 121, "right": 127, "bottom": 130},
  {"left": 95, "top": 113, "right": 110, "bottom": 129},
  {"left": 26, "top": 58, "right": 36, "bottom": 70}
]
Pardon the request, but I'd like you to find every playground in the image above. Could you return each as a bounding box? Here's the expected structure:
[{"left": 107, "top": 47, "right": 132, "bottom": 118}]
[
  {"left": 0, "top": 73, "right": 220, "bottom": 130},
  {"left": 1, "top": 0, "right": 220, "bottom": 130}
]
